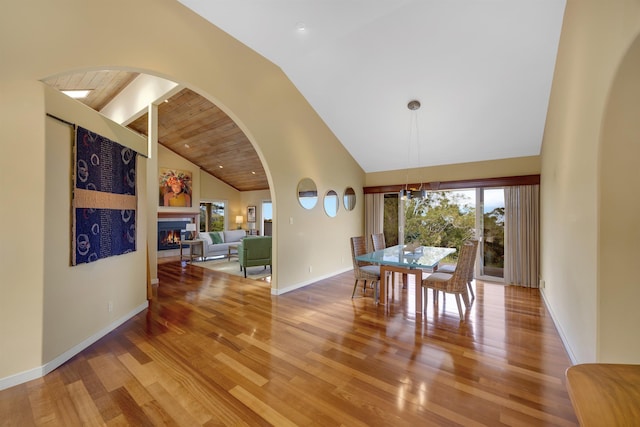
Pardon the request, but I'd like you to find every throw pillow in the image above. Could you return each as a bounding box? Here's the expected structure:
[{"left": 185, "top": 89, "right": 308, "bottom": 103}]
[{"left": 209, "top": 232, "right": 223, "bottom": 244}]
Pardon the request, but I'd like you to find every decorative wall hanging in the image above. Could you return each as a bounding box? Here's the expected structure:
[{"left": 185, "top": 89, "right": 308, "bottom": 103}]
[
  {"left": 159, "top": 168, "right": 192, "bottom": 207},
  {"left": 73, "top": 126, "right": 137, "bottom": 265}
]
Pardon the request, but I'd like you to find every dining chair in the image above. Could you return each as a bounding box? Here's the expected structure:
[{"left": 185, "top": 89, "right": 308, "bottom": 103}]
[
  {"left": 371, "top": 233, "right": 407, "bottom": 289},
  {"left": 371, "top": 233, "right": 386, "bottom": 251},
  {"left": 437, "top": 239, "right": 479, "bottom": 300},
  {"left": 350, "top": 236, "right": 381, "bottom": 299},
  {"left": 371, "top": 233, "right": 393, "bottom": 290},
  {"left": 421, "top": 240, "right": 478, "bottom": 320}
]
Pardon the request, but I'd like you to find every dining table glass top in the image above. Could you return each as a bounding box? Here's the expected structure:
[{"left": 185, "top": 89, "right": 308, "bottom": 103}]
[{"left": 356, "top": 244, "right": 456, "bottom": 269}]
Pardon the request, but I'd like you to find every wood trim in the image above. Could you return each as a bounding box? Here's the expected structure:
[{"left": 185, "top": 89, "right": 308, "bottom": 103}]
[
  {"left": 158, "top": 212, "right": 198, "bottom": 219},
  {"left": 364, "top": 174, "right": 540, "bottom": 194},
  {"left": 158, "top": 211, "right": 199, "bottom": 225}
]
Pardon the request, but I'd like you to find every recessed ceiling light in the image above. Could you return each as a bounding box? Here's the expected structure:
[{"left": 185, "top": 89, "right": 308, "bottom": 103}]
[
  {"left": 184, "top": 143, "right": 190, "bottom": 148},
  {"left": 251, "top": 171, "right": 256, "bottom": 175},
  {"left": 219, "top": 165, "right": 223, "bottom": 169},
  {"left": 61, "top": 89, "right": 92, "bottom": 99},
  {"left": 296, "top": 22, "right": 306, "bottom": 31}
]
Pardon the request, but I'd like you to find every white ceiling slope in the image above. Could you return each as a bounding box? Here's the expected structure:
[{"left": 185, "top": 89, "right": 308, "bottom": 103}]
[{"left": 179, "top": 0, "right": 566, "bottom": 173}]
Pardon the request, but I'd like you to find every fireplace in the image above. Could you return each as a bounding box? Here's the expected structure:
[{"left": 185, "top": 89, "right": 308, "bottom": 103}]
[{"left": 158, "top": 220, "right": 189, "bottom": 250}]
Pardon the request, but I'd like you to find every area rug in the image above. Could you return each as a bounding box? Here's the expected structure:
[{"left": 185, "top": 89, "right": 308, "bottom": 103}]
[{"left": 194, "top": 259, "right": 271, "bottom": 280}]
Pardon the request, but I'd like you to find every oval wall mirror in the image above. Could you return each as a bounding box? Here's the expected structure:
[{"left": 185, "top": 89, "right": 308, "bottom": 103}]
[
  {"left": 297, "top": 178, "right": 318, "bottom": 210},
  {"left": 324, "top": 190, "right": 339, "bottom": 217},
  {"left": 343, "top": 187, "right": 356, "bottom": 211}
]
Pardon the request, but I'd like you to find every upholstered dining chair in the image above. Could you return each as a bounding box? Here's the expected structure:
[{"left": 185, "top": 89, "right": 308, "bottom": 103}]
[
  {"left": 421, "top": 240, "right": 478, "bottom": 320},
  {"left": 350, "top": 236, "right": 381, "bottom": 299},
  {"left": 437, "top": 239, "right": 479, "bottom": 300}
]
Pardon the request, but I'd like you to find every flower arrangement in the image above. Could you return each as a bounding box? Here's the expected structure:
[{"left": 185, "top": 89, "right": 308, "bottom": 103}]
[{"left": 160, "top": 169, "right": 192, "bottom": 195}]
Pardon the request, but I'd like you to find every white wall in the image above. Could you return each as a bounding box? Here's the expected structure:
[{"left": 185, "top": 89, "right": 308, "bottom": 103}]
[
  {"left": 0, "top": 82, "right": 149, "bottom": 389},
  {"left": 0, "top": 81, "right": 46, "bottom": 382},
  {"left": 598, "top": 26, "right": 640, "bottom": 362},
  {"left": 43, "top": 86, "right": 149, "bottom": 364},
  {"left": 541, "top": 0, "right": 640, "bottom": 363}
]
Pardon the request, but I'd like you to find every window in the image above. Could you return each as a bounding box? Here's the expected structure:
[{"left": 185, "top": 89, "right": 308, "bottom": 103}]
[
  {"left": 384, "top": 187, "right": 505, "bottom": 281},
  {"left": 262, "top": 200, "right": 272, "bottom": 236},
  {"left": 199, "top": 201, "right": 226, "bottom": 232}
]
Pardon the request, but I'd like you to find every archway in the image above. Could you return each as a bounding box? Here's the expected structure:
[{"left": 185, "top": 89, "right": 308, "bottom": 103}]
[
  {"left": 43, "top": 68, "right": 275, "bottom": 285},
  {"left": 598, "top": 31, "right": 640, "bottom": 361}
]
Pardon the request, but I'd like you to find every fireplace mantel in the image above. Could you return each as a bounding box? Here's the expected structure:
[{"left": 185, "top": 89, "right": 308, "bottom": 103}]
[{"left": 158, "top": 212, "right": 198, "bottom": 221}]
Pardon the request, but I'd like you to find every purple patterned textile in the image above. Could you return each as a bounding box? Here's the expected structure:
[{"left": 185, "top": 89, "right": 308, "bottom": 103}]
[{"left": 72, "top": 126, "right": 137, "bottom": 265}]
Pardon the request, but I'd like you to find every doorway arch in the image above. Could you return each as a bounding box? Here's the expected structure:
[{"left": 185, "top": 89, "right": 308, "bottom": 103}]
[{"left": 598, "top": 31, "right": 640, "bottom": 361}]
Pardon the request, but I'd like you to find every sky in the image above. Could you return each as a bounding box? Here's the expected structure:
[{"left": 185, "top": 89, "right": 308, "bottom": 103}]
[{"left": 453, "top": 189, "right": 504, "bottom": 213}]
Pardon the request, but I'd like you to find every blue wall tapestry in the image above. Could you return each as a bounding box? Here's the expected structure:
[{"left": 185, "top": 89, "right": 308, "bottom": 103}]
[{"left": 73, "top": 126, "right": 137, "bottom": 265}]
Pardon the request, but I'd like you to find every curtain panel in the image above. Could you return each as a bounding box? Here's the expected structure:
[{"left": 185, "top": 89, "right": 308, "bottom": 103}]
[
  {"left": 504, "top": 185, "right": 540, "bottom": 287},
  {"left": 364, "top": 193, "right": 384, "bottom": 252}
]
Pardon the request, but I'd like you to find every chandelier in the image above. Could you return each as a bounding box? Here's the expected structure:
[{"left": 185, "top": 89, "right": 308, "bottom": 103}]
[{"left": 400, "top": 99, "right": 426, "bottom": 200}]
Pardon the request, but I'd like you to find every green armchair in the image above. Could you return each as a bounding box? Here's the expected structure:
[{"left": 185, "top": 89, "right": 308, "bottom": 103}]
[{"left": 238, "top": 236, "right": 272, "bottom": 278}]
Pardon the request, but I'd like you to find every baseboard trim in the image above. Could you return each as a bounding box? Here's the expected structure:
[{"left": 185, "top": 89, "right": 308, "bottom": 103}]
[
  {"left": 540, "top": 288, "right": 578, "bottom": 365},
  {"left": 271, "top": 267, "right": 352, "bottom": 295},
  {"left": 0, "top": 301, "right": 149, "bottom": 391}
]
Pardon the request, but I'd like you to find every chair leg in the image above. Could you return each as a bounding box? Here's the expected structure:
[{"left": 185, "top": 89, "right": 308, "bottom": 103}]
[
  {"left": 352, "top": 279, "right": 359, "bottom": 298},
  {"left": 467, "top": 281, "right": 475, "bottom": 300},
  {"left": 455, "top": 294, "right": 464, "bottom": 320},
  {"left": 461, "top": 290, "right": 470, "bottom": 309}
]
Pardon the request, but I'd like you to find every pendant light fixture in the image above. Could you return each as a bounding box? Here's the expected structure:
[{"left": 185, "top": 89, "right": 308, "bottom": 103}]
[{"left": 400, "top": 99, "right": 426, "bottom": 200}]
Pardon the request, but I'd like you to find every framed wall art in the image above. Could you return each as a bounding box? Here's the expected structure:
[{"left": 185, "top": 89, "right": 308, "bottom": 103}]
[
  {"left": 159, "top": 168, "right": 192, "bottom": 207},
  {"left": 247, "top": 206, "right": 256, "bottom": 223}
]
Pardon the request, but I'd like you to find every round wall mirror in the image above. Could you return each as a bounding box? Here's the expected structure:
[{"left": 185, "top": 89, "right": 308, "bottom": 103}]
[
  {"left": 343, "top": 187, "right": 356, "bottom": 211},
  {"left": 324, "top": 190, "right": 339, "bottom": 217},
  {"left": 297, "top": 178, "right": 318, "bottom": 209}
]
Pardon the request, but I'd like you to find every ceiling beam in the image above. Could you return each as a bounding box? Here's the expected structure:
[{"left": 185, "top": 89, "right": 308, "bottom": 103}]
[{"left": 100, "top": 74, "right": 182, "bottom": 125}]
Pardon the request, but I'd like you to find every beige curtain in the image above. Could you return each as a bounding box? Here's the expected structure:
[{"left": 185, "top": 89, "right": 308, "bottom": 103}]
[
  {"left": 504, "top": 185, "right": 540, "bottom": 288},
  {"left": 364, "top": 193, "right": 384, "bottom": 252}
]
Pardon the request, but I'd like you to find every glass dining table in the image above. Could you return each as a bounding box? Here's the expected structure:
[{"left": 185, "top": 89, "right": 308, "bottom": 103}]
[{"left": 355, "top": 244, "right": 456, "bottom": 313}]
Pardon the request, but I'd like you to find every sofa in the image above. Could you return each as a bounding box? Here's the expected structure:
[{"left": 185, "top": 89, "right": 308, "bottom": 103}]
[
  {"left": 197, "top": 229, "right": 247, "bottom": 259},
  {"left": 238, "top": 236, "right": 272, "bottom": 277}
]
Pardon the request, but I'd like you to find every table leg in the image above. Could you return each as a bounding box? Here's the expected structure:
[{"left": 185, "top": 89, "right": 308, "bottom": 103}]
[
  {"left": 376, "top": 266, "right": 424, "bottom": 315},
  {"left": 379, "top": 265, "right": 388, "bottom": 305},
  {"left": 414, "top": 270, "right": 423, "bottom": 315}
]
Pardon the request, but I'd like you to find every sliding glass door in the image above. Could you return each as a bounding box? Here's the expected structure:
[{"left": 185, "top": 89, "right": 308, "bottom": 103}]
[
  {"left": 383, "top": 187, "right": 505, "bottom": 282},
  {"left": 477, "top": 188, "right": 505, "bottom": 280}
]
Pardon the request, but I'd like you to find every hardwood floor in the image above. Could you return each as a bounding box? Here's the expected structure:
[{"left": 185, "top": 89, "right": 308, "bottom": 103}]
[{"left": 0, "top": 262, "right": 578, "bottom": 426}]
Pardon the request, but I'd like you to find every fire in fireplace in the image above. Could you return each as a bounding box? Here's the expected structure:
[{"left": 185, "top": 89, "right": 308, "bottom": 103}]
[{"left": 158, "top": 220, "right": 189, "bottom": 250}]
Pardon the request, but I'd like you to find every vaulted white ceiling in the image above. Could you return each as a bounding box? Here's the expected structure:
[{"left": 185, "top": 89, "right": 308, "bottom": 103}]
[{"left": 179, "top": 0, "right": 566, "bottom": 173}]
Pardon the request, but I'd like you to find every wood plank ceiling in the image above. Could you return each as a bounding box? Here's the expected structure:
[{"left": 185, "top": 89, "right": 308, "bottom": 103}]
[{"left": 43, "top": 70, "right": 268, "bottom": 192}]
